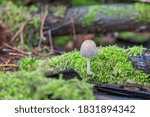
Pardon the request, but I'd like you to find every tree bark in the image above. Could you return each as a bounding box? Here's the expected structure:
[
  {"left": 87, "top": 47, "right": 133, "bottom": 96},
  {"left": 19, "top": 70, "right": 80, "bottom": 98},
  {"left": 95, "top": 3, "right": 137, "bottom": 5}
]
[{"left": 45, "top": 3, "right": 150, "bottom": 35}]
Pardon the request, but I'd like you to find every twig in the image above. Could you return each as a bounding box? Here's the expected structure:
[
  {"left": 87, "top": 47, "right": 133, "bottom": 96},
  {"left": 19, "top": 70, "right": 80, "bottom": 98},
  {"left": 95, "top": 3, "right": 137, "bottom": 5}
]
[
  {"left": 48, "top": 30, "right": 54, "bottom": 54},
  {"left": 70, "top": 17, "right": 77, "bottom": 41},
  {"left": 0, "top": 64, "right": 18, "bottom": 67},
  {"left": 4, "top": 59, "right": 11, "bottom": 65},
  {"left": 8, "top": 52, "right": 26, "bottom": 57},
  {"left": 20, "top": 31, "right": 24, "bottom": 50},
  {"left": 3, "top": 43, "right": 31, "bottom": 56},
  {"left": 38, "top": 5, "right": 48, "bottom": 49}
]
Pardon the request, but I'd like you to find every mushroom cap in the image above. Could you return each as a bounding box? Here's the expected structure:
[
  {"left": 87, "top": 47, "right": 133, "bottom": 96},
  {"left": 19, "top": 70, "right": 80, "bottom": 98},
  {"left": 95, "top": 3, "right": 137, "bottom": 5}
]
[{"left": 80, "top": 40, "right": 98, "bottom": 58}]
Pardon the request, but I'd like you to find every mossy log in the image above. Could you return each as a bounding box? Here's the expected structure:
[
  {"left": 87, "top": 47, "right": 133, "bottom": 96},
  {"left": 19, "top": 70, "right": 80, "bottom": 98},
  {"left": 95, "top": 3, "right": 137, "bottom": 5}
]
[
  {"left": 45, "top": 3, "right": 150, "bottom": 35},
  {"left": 117, "top": 32, "right": 150, "bottom": 43}
]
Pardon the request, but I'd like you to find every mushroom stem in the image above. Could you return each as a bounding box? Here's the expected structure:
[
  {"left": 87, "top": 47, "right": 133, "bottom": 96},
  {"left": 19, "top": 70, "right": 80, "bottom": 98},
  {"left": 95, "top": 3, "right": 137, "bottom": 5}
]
[{"left": 87, "top": 58, "right": 93, "bottom": 75}]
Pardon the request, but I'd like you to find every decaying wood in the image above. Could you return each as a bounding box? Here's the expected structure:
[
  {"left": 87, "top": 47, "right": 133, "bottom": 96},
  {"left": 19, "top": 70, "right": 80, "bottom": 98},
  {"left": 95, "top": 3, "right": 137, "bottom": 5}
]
[
  {"left": 45, "top": 3, "right": 150, "bottom": 35},
  {"left": 130, "top": 50, "right": 150, "bottom": 74}
]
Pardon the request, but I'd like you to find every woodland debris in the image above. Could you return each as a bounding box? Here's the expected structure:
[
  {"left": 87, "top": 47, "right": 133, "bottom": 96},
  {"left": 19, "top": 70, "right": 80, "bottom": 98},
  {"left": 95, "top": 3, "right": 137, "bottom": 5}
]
[{"left": 2, "top": 43, "right": 31, "bottom": 56}]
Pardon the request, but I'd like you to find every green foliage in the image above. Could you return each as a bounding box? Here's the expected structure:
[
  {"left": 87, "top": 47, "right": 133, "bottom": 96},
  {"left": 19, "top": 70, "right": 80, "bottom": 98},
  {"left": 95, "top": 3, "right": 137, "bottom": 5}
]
[
  {"left": 0, "top": 0, "right": 10, "bottom": 6},
  {"left": 0, "top": 5, "right": 27, "bottom": 32},
  {"left": 0, "top": 3, "right": 40, "bottom": 47},
  {"left": 0, "top": 71, "right": 94, "bottom": 100},
  {"left": 0, "top": 0, "right": 32, "bottom": 6},
  {"left": 46, "top": 46, "right": 150, "bottom": 86}
]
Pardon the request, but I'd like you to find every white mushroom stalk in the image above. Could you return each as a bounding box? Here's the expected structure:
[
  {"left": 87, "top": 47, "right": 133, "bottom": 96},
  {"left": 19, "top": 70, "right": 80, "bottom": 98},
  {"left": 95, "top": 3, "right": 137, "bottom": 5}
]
[
  {"left": 87, "top": 57, "right": 93, "bottom": 75},
  {"left": 80, "top": 40, "right": 98, "bottom": 75}
]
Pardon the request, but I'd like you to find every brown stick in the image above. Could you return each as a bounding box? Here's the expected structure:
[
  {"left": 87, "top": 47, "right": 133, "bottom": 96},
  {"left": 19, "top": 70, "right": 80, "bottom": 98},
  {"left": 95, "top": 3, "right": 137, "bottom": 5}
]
[
  {"left": 38, "top": 5, "right": 48, "bottom": 48},
  {"left": 0, "top": 64, "right": 18, "bottom": 67},
  {"left": 20, "top": 31, "right": 24, "bottom": 50},
  {"left": 8, "top": 52, "right": 26, "bottom": 57},
  {"left": 48, "top": 30, "right": 54, "bottom": 54},
  {"left": 4, "top": 59, "right": 11, "bottom": 65},
  {"left": 3, "top": 43, "right": 31, "bottom": 56},
  {"left": 70, "top": 17, "right": 77, "bottom": 41}
]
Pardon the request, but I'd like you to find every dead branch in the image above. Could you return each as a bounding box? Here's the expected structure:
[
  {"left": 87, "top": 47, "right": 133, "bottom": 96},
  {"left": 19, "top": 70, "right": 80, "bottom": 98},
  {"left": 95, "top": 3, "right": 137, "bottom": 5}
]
[{"left": 38, "top": 5, "right": 49, "bottom": 49}]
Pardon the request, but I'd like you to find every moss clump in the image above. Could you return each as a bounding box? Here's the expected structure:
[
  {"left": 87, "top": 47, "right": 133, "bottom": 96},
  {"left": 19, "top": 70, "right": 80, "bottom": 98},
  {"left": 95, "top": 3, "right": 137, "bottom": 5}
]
[
  {"left": 46, "top": 46, "right": 150, "bottom": 86},
  {"left": 0, "top": 71, "right": 94, "bottom": 100},
  {"left": 35, "top": 78, "right": 94, "bottom": 100},
  {"left": 18, "top": 57, "right": 43, "bottom": 71},
  {"left": 126, "top": 46, "right": 146, "bottom": 56}
]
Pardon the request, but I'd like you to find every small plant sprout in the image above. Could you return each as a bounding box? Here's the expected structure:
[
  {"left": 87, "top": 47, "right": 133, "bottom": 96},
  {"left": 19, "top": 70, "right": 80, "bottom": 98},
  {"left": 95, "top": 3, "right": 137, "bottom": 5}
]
[{"left": 80, "top": 40, "right": 98, "bottom": 75}]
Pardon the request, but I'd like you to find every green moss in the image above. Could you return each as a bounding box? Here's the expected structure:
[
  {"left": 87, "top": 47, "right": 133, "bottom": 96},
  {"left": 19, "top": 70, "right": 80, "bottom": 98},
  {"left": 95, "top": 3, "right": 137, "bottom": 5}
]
[
  {"left": 35, "top": 78, "right": 94, "bottom": 100},
  {"left": 45, "top": 46, "right": 150, "bottom": 86},
  {"left": 0, "top": 5, "right": 27, "bottom": 32},
  {"left": 1, "top": 46, "right": 148, "bottom": 99},
  {"left": 0, "top": 71, "right": 94, "bottom": 100},
  {"left": 81, "top": 6, "right": 99, "bottom": 26},
  {"left": 0, "top": 4, "right": 39, "bottom": 32},
  {"left": 81, "top": 3, "right": 150, "bottom": 26},
  {"left": 0, "top": 0, "right": 10, "bottom": 6},
  {"left": 0, "top": 4, "right": 40, "bottom": 47},
  {"left": 53, "top": 36, "right": 72, "bottom": 47},
  {"left": 118, "top": 32, "right": 150, "bottom": 43},
  {"left": 49, "top": 6, "right": 66, "bottom": 18},
  {"left": 81, "top": 4, "right": 133, "bottom": 26},
  {"left": 18, "top": 57, "right": 43, "bottom": 71},
  {"left": 71, "top": 0, "right": 99, "bottom": 6},
  {"left": 135, "top": 3, "right": 150, "bottom": 22},
  {"left": 126, "top": 46, "right": 146, "bottom": 56}
]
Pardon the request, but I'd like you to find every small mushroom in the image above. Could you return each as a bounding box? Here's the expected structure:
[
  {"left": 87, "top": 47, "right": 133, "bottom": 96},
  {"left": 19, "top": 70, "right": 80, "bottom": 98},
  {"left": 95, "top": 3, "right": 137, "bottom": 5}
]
[{"left": 80, "top": 40, "right": 98, "bottom": 75}]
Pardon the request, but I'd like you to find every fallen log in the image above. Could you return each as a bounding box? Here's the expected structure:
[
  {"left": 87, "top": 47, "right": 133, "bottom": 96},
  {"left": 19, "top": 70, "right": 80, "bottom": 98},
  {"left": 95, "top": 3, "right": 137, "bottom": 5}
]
[{"left": 45, "top": 3, "right": 150, "bottom": 35}]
